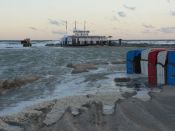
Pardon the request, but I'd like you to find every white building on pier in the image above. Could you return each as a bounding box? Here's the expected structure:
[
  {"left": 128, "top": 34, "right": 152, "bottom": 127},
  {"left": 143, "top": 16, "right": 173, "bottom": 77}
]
[{"left": 61, "top": 21, "right": 111, "bottom": 46}]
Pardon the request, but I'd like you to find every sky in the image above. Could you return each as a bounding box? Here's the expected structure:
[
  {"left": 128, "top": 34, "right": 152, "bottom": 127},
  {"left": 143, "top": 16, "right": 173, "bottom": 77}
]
[{"left": 0, "top": 0, "right": 175, "bottom": 40}]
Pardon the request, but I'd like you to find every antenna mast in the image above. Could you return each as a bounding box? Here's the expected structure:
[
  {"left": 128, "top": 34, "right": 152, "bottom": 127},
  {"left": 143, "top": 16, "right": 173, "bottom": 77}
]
[
  {"left": 66, "top": 20, "right": 68, "bottom": 34},
  {"left": 84, "top": 21, "right": 86, "bottom": 31},
  {"left": 75, "top": 21, "right": 77, "bottom": 31}
]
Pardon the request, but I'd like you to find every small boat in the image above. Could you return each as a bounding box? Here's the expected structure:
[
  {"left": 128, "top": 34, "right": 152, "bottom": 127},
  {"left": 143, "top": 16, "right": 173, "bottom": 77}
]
[{"left": 21, "top": 38, "right": 32, "bottom": 47}]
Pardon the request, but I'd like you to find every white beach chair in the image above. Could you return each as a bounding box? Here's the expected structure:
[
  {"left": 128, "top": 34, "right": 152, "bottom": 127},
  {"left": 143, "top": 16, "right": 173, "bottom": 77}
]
[
  {"left": 141, "top": 49, "right": 152, "bottom": 76},
  {"left": 156, "top": 51, "right": 167, "bottom": 85}
]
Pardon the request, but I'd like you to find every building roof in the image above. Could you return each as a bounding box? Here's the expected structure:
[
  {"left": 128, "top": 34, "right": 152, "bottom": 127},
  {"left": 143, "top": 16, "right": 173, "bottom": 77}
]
[
  {"left": 73, "top": 30, "right": 90, "bottom": 33},
  {"left": 67, "top": 35, "right": 107, "bottom": 38}
]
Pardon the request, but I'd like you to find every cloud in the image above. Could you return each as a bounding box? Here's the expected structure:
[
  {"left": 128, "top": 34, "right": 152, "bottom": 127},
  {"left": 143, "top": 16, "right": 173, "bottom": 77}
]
[
  {"left": 142, "top": 24, "right": 155, "bottom": 29},
  {"left": 142, "top": 30, "right": 150, "bottom": 33},
  {"left": 159, "top": 27, "right": 175, "bottom": 33},
  {"left": 112, "top": 16, "right": 119, "bottom": 21},
  {"left": 29, "top": 26, "right": 38, "bottom": 31},
  {"left": 170, "top": 11, "right": 175, "bottom": 16},
  {"left": 118, "top": 11, "right": 127, "bottom": 17},
  {"left": 142, "top": 30, "right": 154, "bottom": 34},
  {"left": 123, "top": 5, "right": 136, "bottom": 10},
  {"left": 52, "top": 30, "right": 66, "bottom": 35},
  {"left": 48, "top": 19, "right": 66, "bottom": 26}
]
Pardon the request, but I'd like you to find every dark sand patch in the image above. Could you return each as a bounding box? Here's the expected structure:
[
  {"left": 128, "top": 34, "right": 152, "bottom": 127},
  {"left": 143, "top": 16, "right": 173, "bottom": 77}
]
[{"left": 0, "top": 76, "right": 40, "bottom": 94}]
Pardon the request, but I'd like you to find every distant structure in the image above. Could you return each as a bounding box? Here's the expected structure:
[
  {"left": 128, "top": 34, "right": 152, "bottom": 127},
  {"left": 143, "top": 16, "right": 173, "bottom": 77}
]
[
  {"left": 119, "top": 39, "right": 122, "bottom": 46},
  {"left": 61, "top": 21, "right": 111, "bottom": 46},
  {"left": 21, "top": 38, "right": 32, "bottom": 47}
]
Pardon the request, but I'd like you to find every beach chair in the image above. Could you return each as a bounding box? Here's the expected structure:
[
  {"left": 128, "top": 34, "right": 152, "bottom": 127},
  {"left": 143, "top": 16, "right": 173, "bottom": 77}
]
[
  {"left": 141, "top": 49, "right": 152, "bottom": 76},
  {"left": 156, "top": 51, "right": 168, "bottom": 85},
  {"left": 126, "top": 50, "right": 142, "bottom": 74},
  {"left": 148, "top": 49, "right": 166, "bottom": 86},
  {"left": 167, "top": 51, "right": 175, "bottom": 85}
]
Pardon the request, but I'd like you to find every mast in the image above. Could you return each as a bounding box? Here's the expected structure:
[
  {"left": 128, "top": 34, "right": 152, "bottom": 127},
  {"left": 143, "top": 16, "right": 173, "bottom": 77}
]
[
  {"left": 84, "top": 21, "right": 86, "bottom": 31},
  {"left": 75, "top": 20, "right": 77, "bottom": 31},
  {"left": 66, "top": 20, "right": 68, "bottom": 34}
]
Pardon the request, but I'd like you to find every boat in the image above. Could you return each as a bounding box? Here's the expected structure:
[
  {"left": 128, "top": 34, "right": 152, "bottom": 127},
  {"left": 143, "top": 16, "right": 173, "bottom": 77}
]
[
  {"left": 61, "top": 21, "right": 111, "bottom": 46},
  {"left": 21, "top": 38, "right": 32, "bottom": 47}
]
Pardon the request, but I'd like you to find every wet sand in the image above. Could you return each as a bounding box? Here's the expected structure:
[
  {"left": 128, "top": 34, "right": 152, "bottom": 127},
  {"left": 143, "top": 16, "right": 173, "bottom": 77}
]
[{"left": 0, "top": 86, "right": 175, "bottom": 131}]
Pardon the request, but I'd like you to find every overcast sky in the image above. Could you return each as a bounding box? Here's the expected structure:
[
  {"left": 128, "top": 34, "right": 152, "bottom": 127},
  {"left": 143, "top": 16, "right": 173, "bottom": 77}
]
[{"left": 0, "top": 0, "right": 175, "bottom": 40}]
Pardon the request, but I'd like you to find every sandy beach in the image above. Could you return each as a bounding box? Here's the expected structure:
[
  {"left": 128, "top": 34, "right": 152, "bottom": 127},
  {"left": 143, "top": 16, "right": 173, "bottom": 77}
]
[{"left": 1, "top": 85, "right": 175, "bottom": 131}]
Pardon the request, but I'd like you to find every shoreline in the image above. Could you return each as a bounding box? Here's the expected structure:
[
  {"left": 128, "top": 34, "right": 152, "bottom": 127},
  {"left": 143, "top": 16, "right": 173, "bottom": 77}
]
[{"left": 45, "top": 43, "right": 175, "bottom": 48}]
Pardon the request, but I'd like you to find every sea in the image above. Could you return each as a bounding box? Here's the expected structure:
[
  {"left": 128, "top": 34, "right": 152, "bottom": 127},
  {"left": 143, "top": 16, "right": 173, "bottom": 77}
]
[{"left": 0, "top": 40, "right": 174, "bottom": 116}]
